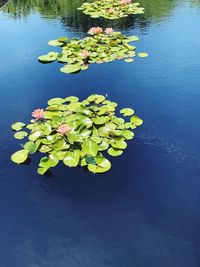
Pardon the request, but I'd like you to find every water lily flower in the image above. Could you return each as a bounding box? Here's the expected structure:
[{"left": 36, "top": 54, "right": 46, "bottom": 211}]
[
  {"left": 57, "top": 124, "right": 71, "bottom": 135},
  {"left": 108, "top": 8, "right": 114, "bottom": 14},
  {"left": 81, "top": 50, "right": 90, "bottom": 58},
  {"left": 32, "top": 108, "right": 44, "bottom": 120},
  {"left": 105, "top": 28, "right": 114, "bottom": 34},
  {"left": 88, "top": 27, "right": 103, "bottom": 35},
  {"left": 120, "top": 0, "right": 132, "bottom": 4}
]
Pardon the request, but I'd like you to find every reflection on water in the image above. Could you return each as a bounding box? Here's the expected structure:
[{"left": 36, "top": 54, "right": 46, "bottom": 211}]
[
  {"left": 0, "top": 0, "right": 7, "bottom": 8},
  {"left": 3, "top": 0, "right": 180, "bottom": 31}
]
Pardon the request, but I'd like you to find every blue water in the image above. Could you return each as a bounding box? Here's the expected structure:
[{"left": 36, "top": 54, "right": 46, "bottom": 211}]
[{"left": 0, "top": 0, "right": 200, "bottom": 266}]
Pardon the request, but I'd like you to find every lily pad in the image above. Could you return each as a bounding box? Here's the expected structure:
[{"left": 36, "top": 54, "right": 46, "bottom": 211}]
[
  {"left": 131, "top": 116, "right": 143, "bottom": 126},
  {"left": 14, "top": 131, "right": 28, "bottom": 140},
  {"left": 38, "top": 52, "right": 58, "bottom": 63},
  {"left": 11, "top": 149, "right": 29, "bottom": 164},
  {"left": 78, "top": 0, "right": 144, "bottom": 20},
  {"left": 38, "top": 29, "right": 147, "bottom": 75},
  {"left": 60, "top": 64, "right": 81, "bottom": 74},
  {"left": 88, "top": 156, "right": 111, "bottom": 173},
  {"left": 138, "top": 52, "right": 149, "bottom": 58},
  {"left": 63, "top": 150, "right": 80, "bottom": 167},
  {"left": 11, "top": 94, "right": 143, "bottom": 175},
  {"left": 48, "top": 39, "right": 63, "bottom": 46},
  {"left": 108, "top": 147, "right": 123, "bottom": 156},
  {"left": 11, "top": 122, "right": 26, "bottom": 131},
  {"left": 48, "top": 98, "right": 64, "bottom": 106},
  {"left": 120, "top": 108, "right": 134, "bottom": 116}
]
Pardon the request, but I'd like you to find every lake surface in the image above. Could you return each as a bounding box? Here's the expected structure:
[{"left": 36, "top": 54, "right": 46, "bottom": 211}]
[{"left": 0, "top": 0, "right": 200, "bottom": 266}]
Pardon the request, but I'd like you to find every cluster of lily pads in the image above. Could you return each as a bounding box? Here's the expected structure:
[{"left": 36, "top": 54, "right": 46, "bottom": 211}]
[
  {"left": 38, "top": 28, "right": 148, "bottom": 74},
  {"left": 78, "top": 0, "right": 144, "bottom": 20},
  {"left": 11, "top": 94, "right": 143, "bottom": 174}
]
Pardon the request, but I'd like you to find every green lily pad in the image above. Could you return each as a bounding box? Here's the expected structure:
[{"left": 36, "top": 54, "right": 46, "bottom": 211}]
[
  {"left": 11, "top": 122, "right": 25, "bottom": 131},
  {"left": 120, "top": 108, "right": 134, "bottom": 116},
  {"left": 11, "top": 149, "right": 29, "bottom": 164},
  {"left": 82, "top": 140, "right": 98, "bottom": 157},
  {"left": 14, "top": 131, "right": 28, "bottom": 140},
  {"left": 60, "top": 64, "right": 81, "bottom": 74},
  {"left": 110, "top": 138, "right": 127, "bottom": 149},
  {"left": 48, "top": 98, "right": 64, "bottom": 106},
  {"left": 64, "top": 96, "right": 79, "bottom": 103},
  {"left": 48, "top": 39, "right": 63, "bottom": 47},
  {"left": 124, "top": 58, "right": 134, "bottom": 63},
  {"left": 87, "top": 94, "right": 105, "bottom": 103},
  {"left": 38, "top": 29, "right": 147, "bottom": 75},
  {"left": 38, "top": 52, "right": 58, "bottom": 62},
  {"left": 122, "top": 130, "right": 134, "bottom": 140},
  {"left": 24, "top": 141, "right": 37, "bottom": 154},
  {"left": 108, "top": 147, "right": 123, "bottom": 156},
  {"left": 138, "top": 52, "right": 149, "bottom": 58},
  {"left": 131, "top": 116, "right": 143, "bottom": 126},
  {"left": 128, "top": 36, "right": 139, "bottom": 42},
  {"left": 63, "top": 150, "right": 80, "bottom": 167},
  {"left": 11, "top": 94, "right": 143, "bottom": 175},
  {"left": 98, "top": 141, "right": 109, "bottom": 151},
  {"left": 88, "top": 156, "right": 111, "bottom": 173},
  {"left": 38, "top": 154, "right": 59, "bottom": 174},
  {"left": 79, "top": 0, "right": 144, "bottom": 20}
]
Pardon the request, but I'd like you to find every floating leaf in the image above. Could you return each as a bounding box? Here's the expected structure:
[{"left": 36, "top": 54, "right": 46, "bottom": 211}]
[
  {"left": 24, "top": 141, "right": 37, "bottom": 154},
  {"left": 14, "top": 131, "right": 28, "bottom": 140},
  {"left": 63, "top": 150, "right": 80, "bottom": 167},
  {"left": 138, "top": 52, "right": 149, "bottom": 58},
  {"left": 11, "top": 94, "right": 143, "bottom": 175},
  {"left": 120, "top": 108, "right": 134, "bottom": 116},
  {"left": 64, "top": 96, "right": 79, "bottom": 103},
  {"left": 88, "top": 156, "right": 111, "bottom": 173},
  {"left": 38, "top": 29, "right": 146, "bottom": 75},
  {"left": 108, "top": 147, "right": 123, "bottom": 156},
  {"left": 11, "top": 122, "right": 25, "bottom": 131},
  {"left": 82, "top": 140, "right": 98, "bottom": 157},
  {"left": 38, "top": 52, "right": 58, "bottom": 62},
  {"left": 48, "top": 98, "right": 64, "bottom": 106},
  {"left": 124, "top": 58, "right": 134, "bottom": 63},
  {"left": 11, "top": 149, "right": 29, "bottom": 164},
  {"left": 131, "top": 116, "right": 143, "bottom": 126},
  {"left": 122, "top": 130, "right": 134, "bottom": 140},
  {"left": 110, "top": 138, "right": 127, "bottom": 149},
  {"left": 79, "top": 0, "right": 144, "bottom": 20},
  {"left": 60, "top": 64, "right": 81, "bottom": 74},
  {"left": 48, "top": 39, "right": 63, "bottom": 46}
]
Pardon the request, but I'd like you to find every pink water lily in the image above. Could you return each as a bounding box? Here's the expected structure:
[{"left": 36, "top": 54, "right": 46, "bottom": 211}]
[
  {"left": 120, "top": 0, "right": 132, "bottom": 4},
  {"left": 57, "top": 124, "right": 71, "bottom": 135},
  {"left": 32, "top": 108, "right": 44, "bottom": 120},
  {"left": 108, "top": 8, "right": 114, "bottom": 14},
  {"left": 88, "top": 27, "right": 103, "bottom": 35},
  {"left": 80, "top": 50, "right": 90, "bottom": 58},
  {"left": 105, "top": 28, "right": 114, "bottom": 34}
]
